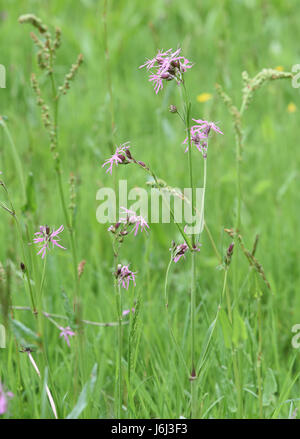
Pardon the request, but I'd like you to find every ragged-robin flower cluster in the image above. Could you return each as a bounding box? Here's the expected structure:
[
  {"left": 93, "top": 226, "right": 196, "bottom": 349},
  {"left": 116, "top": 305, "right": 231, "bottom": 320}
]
[
  {"left": 139, "top": 48, "right": 193, "bottom": 94},
  {"left": 33, "top": 225, "right": 66, "bottom": 259},
  {"left": 170, "top": 241, "right": 202, "bottom": 263},
  {"left": 183, "top": 119, "right": 223, "bottom": 158},
  {"left": 115, "top": 264, "right": 137, "bottom": 290}
]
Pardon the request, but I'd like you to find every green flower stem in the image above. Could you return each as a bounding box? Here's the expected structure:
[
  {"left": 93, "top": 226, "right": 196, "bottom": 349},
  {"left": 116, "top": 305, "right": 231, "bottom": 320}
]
[
  {"left": 164, "top": 256, "right": 189, "bottom": 375},
  {"left": 181, "top": 80, "right": 198, "bottom": 418},
  {"left": 112, "top": 239, "right": 123, "bottom": 419},
  {"left": 115, "top": 276, "right": 123, "bottom": 418}
]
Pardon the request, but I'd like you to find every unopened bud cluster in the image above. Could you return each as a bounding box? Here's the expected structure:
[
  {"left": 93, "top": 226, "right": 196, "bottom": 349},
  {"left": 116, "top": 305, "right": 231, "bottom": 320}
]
[
  {"left": 108, "top": 221, "right": 129, "bottom": 243},
  {"left": 224, "top": 242, "right": 234, "bottom": 268}
]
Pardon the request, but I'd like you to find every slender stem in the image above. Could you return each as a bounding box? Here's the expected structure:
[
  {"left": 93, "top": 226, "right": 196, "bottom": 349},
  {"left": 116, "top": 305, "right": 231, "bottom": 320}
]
[
  {"left": 182, "top": 82, "right": 195, "bottom": 247},
  {"left": 115, "top": 280, "right": 123, "bottom": 418},
  {"left": 190, "top": 252, "right": 197, "bottom": 418},
  {"left": 164, "top": 257, "right": 189, "bottom": 375},
  {"left": 56, "top": 169, "right": 79, "bottom": 308},
  {"left": 225, "top": 271, "right": 232, "bottom": 324},
  {"left": 39, "top": 256, "right": 47, "bottom": 301},
  {"left": 182, "top": 80, "right": 198, "bottom": 418},
  {"left": 197, "top": 269, "right": 228, "bottom": 374},
  {"left": 12, "top": 306, "right": 128, "bottom": 327},
  {"left": 204, "top": 222, "right": 222, "bottom": 263},
  {"left": 147, "top": 167, "right": 193, "bottom": 250},
  {"left": 13, "top": 215, "right": 36, "bottom": 313},
  {"left": 256, "top": 276, "right": 263, "bottom": 418},
  {"left": 197, "top": 157, "right": 207, "bottom": 243},
  {"left": 36, "top": 256, "right": 47, "bottom": 338},
  {"left": 235, "top": 133, "right": 242, "bottom": 232},
  {"left": 0, "top": 118, "right": 26, "bottom": 203},
  {"left": 221, "top": 269, "right": 228, "bottom": 300},
  {"left": 112, "top": 240, "right": 123, "bottom": 418}
]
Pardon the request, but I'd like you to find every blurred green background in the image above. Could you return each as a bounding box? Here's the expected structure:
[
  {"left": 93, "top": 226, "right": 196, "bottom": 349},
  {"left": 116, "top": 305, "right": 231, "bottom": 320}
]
[{"left": 0, "top": 0, "right": 299, "bottom": 419}]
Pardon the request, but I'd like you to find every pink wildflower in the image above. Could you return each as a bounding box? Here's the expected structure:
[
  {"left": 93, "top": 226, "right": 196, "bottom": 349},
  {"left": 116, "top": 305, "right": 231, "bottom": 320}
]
[
  {"left": 0, "top": 382, "right": 13, "bottom": 415},
  {"left": 102, "top": 142, "right": 131, "bottom": 175},
  {"left": 171, "top": 242, "right": 201, "bottom": 263},
  {"left": 140, "top": 48, "right": 193, "bottom": 94},
  {"left": 59, "top": 326, "right": 76, "bottom": 347},
  {"left": 122, "top": 308, "right": 135, "bottom": 316},
  {"left": 33, "top": 225, "right": 66, "bottom": 259},
  {"left": 183, "top": 119, "right": 223, "bottom": 158},
  {"left": 173, "top": 242, "right": 189, "bottom": 263},
  {"left": 116, "top": 264, "right": 137, "bottom": 290},
  {"left": 120, "top": 207, "right": 149, "bottom": 236}
]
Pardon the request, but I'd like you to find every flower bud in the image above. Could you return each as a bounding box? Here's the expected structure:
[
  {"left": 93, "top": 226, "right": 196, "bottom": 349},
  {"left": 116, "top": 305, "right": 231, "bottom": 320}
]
[
  {"left": 20, "top": 262, "right": 26, "bottom": 272},
  {"left": 225, "top": 242, "right": 235, "bottom": 267},
  {"left": 117, "top": 154, "right": 126, "bottom": 163},
  {"left": 171, "top": 60, "right": 180, "bottom": 69},
  {"left": 169, "top": 105, "right": 177, "bottom": 114},
  {"left": 125, "top": 149, "right": 132, "bottom": 160}
]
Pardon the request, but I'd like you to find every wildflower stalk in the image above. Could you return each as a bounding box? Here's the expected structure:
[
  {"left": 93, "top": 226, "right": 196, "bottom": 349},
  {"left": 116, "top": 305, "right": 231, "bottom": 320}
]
[
  {"left": 39, "top": 256, "right": 47, "bottom": 303},
  {"left": 36, "top": 256, "right": 47, "bottom": 338},
  {"left": 115, "top": 281, "right": 123, "bottom": 418},
  {"left": 164, "top": 256, "right": 189, "bottom": 375},
  {"left": 111, "top": 238, "right": 123, "bottom": 418},
  {"left": 182, "top": 80, "right": 197, "bottom": 418},
  {"left": 196, "top": 157, "right": 207, "bottom": 244},
  {"left": 190, "top": 251, "right": 197, "bottom": 417},
  {"left": 182, "top": 84, "right": 195, "bottom": 243},
  {"left": 110, "top": 233, "right": 124, "bottom": 418},
  {"left": 130, "top": 160, "right": 193, "bottom": 249},
  {"left": 148, "top": 168, "right": 193, "bottom": 250}
]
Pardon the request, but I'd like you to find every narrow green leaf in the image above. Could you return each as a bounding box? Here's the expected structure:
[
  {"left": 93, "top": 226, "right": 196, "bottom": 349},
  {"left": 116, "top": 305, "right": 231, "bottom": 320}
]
[{"left": 67, "top": 363, "right": 98, "bottom": 419}]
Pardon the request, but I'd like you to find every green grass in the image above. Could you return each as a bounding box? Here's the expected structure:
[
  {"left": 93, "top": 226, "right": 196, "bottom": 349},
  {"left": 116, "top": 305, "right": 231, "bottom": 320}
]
[{"left": 0, "top": 0, "right": 300, "bottom": 419}]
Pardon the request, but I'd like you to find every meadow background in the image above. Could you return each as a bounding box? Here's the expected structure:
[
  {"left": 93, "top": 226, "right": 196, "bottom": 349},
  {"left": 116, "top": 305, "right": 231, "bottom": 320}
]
[{"left": 0, "top": 0, "right": 299, "bottom": 419}]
